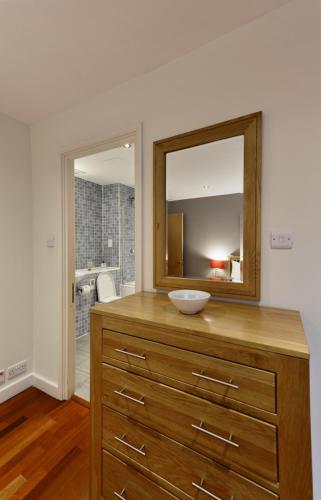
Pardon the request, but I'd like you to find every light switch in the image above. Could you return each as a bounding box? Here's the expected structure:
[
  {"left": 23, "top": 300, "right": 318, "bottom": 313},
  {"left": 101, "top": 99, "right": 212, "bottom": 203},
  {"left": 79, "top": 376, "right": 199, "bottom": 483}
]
[
  {"left": 108, "top": 239, "right": 113, "bottom": 248},
  {"left": 271, "top": 231, "right": 294, "bottom": 249},
  {"left": 46, "top": 235, "right": 55, "bottom": 248}
]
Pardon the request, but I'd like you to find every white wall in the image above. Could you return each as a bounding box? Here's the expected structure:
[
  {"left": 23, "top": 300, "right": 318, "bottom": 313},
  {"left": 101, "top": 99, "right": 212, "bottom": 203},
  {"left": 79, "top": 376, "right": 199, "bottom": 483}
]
[
  {"left": 30, "top": 0, "right": 321, "bottom": 495},
  {"left": 0, "top": 113, "right": 33, "bottom": 401}
]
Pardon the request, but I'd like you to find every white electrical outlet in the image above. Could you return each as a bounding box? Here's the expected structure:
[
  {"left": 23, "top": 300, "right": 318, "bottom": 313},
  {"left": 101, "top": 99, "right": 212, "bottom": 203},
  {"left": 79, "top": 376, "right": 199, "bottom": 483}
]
[
  {"left": 271, "top": 231, "right": 294, "bottom": 249},
  {"left": 0, "top": 370, "right": 5, "bottom": 385},
  {"left": 7, "top": 360, "right": 27, "bottom": 380}
]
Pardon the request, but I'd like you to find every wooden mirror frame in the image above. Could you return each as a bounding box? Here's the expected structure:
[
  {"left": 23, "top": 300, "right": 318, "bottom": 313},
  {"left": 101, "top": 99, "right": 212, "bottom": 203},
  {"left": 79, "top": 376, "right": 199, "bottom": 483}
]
[{"left": 154, "top": 112, "right": 261, "bottom": 300}]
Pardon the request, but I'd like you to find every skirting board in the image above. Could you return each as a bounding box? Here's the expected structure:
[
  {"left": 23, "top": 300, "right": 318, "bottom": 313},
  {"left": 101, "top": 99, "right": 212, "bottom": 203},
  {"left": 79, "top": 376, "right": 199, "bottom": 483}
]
[
  {"left": 0, "top": 373, "right": 34, "bottom": 404},
  {"left": 0, "top": 373, "right": 60, "bottom": 404},
  {"left": 32, "top": 373, "right": 59, "bottom": 399}
]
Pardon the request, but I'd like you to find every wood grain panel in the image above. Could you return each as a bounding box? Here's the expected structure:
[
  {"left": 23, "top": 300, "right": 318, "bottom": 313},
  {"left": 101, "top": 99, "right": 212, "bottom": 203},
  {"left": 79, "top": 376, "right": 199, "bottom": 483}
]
[
  {"left": 91, "top": 293, "right": 312, "bottom": 499},
  {"left": 90, "top": 312, "right": 103, "bottom": 500},
  {"left": 102, "top": 450, "right": 177, "bottom": 499},
  {"left": 102, "top": 329, "right": 276, "bottom": 412},
  {"left": 277, "top": 356, "right": 313, "bottom": 499},
  {"left": 102, "top": 364, "right": 278, "bottom": 483},
  {"left": 92, "top": 291, "right": 309, "bottom": 359},
  {"left": 102, "top": 407, "right": 278, "bottom": 500}
]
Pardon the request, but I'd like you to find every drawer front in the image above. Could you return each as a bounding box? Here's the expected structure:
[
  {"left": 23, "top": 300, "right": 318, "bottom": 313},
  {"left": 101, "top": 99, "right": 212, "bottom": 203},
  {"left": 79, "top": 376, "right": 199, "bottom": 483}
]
[
  {"left": 102, "top": 329, "right": 276, "bottom": 413},
  {"left": 102, "top": 450, "right": 176, "bottom": 499},
  {"left": 102, "top": 364, "right": 278, "bottom": 482},
  {"left": 102, "top": 407, "right": 278, "bottom": 500}
]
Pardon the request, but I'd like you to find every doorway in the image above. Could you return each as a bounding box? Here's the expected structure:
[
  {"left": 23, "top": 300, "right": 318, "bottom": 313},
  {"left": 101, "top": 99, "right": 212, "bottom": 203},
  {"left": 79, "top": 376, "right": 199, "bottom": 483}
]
[{"left": 61, "top": 128, "right": 142, "bottom": 402}]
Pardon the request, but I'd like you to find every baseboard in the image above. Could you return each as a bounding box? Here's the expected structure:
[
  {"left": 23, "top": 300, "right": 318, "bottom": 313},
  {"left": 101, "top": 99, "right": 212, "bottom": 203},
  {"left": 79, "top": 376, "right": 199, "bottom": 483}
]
[
  {"left": 0, "top": 373, "right": 33, "bottom": 404},
  {"left": 32, "top": 373, "right": 60, "bottom": 399},
  {"left": 0, "top": 373, "right": 61, "bottom": 404}
]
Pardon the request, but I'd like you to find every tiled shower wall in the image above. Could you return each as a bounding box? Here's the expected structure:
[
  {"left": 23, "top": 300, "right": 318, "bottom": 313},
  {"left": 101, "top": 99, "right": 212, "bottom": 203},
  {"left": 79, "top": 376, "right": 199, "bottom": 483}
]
[
  {"left": 75, "top": 178, "right": 134, "bottom": 337},
  {"left": 102, "top": 184, "right": 135, "bottom": 283},
  {"left": 102, "top": 184, "right": 120, "bottom": 268},
  {"left": 120, "top": 184, "right": 135, "bottom": 284},
  {"left": 75, "top": 177, "right": 102, "bottom": 269}
]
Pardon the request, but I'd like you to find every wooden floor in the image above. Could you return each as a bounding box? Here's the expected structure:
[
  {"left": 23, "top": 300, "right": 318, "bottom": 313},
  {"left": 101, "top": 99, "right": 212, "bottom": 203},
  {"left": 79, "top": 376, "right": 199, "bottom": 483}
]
[{"left": 0, "top": 387, "right": 90, "bottom": 499}]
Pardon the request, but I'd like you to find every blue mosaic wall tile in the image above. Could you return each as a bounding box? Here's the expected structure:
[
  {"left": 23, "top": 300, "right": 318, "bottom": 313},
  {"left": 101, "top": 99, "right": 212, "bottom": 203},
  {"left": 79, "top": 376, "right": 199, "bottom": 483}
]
[
  {"left": 75, "top": 177, "right": 102, "bottom": 269},
  {"left": 75, "top": 179, "right": 134, "bottom": 338},
  {"left": 101, "top": 183, "right": 135, "bottom": 283},
  {"left": 102, "top": 184, "right": 120, "bottom": 267},
  {"left": 120, "top": 184, "right": 135, "bottom": 284}
]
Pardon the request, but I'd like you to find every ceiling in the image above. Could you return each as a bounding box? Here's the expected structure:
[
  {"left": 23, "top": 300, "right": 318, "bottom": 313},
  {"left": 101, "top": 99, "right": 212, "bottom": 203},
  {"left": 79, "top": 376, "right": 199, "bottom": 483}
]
[
  {"left": 74, "top": 144, "right": 135, "bottom": 186},
  {"left": 166, "top": 136, "right": 244, "bottom": 201},
  {"left": 0, "top": 0, "right": 290, "bottom": 124}
]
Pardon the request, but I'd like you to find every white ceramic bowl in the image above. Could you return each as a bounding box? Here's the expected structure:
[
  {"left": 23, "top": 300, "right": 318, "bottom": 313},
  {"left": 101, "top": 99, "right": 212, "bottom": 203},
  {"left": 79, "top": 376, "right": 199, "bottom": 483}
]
[{"left": 168, "top": 290, "right": 210, "bottom": 315}]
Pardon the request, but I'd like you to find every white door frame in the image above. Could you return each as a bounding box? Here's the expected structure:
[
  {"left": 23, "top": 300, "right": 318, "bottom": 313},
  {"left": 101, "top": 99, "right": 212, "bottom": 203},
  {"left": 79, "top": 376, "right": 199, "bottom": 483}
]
[{"left": 61, "top": 125, "right": 143, "bottom": 400}]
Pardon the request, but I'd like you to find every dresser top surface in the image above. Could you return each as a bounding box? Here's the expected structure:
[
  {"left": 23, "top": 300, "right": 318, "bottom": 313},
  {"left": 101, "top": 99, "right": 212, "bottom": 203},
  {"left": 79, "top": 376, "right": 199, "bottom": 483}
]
[{"left": 91, "top": 292, "right": 309, "bottom": 359}]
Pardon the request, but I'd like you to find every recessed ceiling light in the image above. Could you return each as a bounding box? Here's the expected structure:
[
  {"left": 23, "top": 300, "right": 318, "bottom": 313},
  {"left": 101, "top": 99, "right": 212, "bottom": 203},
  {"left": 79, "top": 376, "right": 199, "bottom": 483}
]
[{"left": 122, "top": 143, "right": 132, "bottom": 148}]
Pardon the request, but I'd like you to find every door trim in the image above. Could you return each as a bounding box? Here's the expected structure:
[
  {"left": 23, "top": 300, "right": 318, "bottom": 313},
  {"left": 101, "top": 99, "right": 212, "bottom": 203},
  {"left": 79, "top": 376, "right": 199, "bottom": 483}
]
[{"left": 61, "top": 125, "right": 143, "bottom": 399}]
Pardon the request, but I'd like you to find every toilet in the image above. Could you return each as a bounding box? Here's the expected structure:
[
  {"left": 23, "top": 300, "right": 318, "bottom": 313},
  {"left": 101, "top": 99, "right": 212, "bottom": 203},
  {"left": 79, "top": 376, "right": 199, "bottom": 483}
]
[{"left": 96, "top": 272, "right": 120, "bottom": 303}]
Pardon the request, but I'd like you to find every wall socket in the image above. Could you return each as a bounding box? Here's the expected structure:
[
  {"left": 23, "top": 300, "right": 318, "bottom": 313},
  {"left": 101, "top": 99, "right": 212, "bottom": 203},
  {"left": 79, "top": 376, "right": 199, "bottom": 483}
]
[
  {"left": 271, "top": 231, "right": 294, "bottom": 249},
  {"left": 0, "top": 370, "right": 5, "bottom": 385},
  {"left": 7, "top": 360, "right": 27, "bottom": 380}
]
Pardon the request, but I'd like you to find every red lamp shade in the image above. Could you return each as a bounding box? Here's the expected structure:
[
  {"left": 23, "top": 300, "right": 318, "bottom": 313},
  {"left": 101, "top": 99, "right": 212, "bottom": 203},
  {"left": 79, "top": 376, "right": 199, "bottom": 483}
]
[{"left": 210, "top": 259, "right": 225, "bottom": 269}]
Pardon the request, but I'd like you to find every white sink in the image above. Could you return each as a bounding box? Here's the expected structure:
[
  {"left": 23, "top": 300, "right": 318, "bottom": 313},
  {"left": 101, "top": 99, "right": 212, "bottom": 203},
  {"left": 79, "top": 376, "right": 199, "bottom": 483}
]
[{"left": 168, "top": 290, "right": 210, "bottom": 315}]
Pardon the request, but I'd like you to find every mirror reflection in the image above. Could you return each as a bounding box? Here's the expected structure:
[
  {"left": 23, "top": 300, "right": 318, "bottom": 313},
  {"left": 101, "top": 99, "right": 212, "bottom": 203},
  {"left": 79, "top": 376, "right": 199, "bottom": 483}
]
[{"left": 166, "top": 136, "right": 244, "bottom": 283}]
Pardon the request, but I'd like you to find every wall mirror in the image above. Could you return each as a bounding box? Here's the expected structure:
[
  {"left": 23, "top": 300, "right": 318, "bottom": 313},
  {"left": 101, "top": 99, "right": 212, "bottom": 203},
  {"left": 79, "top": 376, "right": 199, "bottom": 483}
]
[{"left": 154, "top": 112, "right": 261, "bottom": 300}]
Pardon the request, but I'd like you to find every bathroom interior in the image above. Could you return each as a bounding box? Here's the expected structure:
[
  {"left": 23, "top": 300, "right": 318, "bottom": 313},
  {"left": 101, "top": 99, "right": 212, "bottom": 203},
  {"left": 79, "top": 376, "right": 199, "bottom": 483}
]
[{"left": 74, "top": 143, "right": 135, "bottom": 401}]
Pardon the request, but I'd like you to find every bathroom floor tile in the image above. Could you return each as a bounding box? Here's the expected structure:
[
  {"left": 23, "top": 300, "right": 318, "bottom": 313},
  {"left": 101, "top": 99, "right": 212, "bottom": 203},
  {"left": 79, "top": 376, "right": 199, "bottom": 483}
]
[
  {"left": 75, "top": 369, "right": 88, "bottom": 388},
  {"left": 75, "top": 381, "right": 90, "bottom": 401},
  {"left": 75, "top": 333, "right": 90, "bottom": 402},
  {"left": 77, "top": 334, "right": 90, "bottom": 353},
  {"left": 75, "top": 349, "right": 89, "bottom": 366},
  {"left": 78, "top": 358, "right": 90, "bottom": 374}
]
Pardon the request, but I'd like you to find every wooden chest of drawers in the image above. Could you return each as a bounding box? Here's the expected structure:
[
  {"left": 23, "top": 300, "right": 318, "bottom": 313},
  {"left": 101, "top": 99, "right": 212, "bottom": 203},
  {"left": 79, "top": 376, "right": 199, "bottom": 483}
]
[{"left": 90, "top": 292, "right": 312, "bottom": 500}]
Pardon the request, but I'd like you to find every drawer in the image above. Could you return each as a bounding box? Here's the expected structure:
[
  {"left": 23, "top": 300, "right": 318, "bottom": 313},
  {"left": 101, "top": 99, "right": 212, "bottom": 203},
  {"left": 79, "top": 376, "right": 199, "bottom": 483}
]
[
  {"left": 102, "top": 329, "right": 276, "bottom": 413},
  {"left": 102, "top": 364, "right": 278, "bottom": 483},
  {"left": 102, "top": 407, "right": 278, "bottom": 500},
  {"left": 102, "top": 450, "right": 177, "bottom": 499}
]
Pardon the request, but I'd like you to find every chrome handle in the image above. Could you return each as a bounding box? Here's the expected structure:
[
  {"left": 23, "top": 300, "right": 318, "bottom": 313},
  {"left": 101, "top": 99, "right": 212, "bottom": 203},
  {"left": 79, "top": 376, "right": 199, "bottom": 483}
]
[
  {"left": 114, "top": 388, "right": 145, "bottom": 405},
  {"left": 192, "top": 421, "right": 239, "bottom": 448},
  {"left": 192, "top": 371, "right": 239, "bottom": 389},
  {"left": 115, "top": 434, "right": 146, "bottom": 456},
  {"left": 115, "top": 347, "right": 146, "bottom": 360},
  {"left": 114, "top": 488, "right": 126, "bottom": 500},
  {"left": 192, "top": 481, "right": 222, "bottom": 500},
  {"left": 192, "top": 480, "right": 234, "bottom": 500}
]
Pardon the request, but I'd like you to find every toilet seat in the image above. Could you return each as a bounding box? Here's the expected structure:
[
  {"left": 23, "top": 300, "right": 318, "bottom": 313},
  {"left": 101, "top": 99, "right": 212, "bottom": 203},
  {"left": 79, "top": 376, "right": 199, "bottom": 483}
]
[{"left": 96, "top": 272, "right": 119, "bottom": 303}]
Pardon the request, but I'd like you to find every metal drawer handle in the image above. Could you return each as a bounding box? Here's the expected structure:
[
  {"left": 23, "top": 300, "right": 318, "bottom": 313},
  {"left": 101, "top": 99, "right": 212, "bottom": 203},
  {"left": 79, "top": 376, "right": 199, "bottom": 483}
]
[
  {"left": 115, "top": 434, "right": 146, "bottom": 456},
  {"left": 192, "top": 421, "right": 239, "bottom": 448},
  {"left": 115, "top": 347, "right": 146, "bottom": 360},
  {"left": 114, "top": 388, "right": 145, "bottom": 405},
  {"left": 114, "top": 488, "right": 126, "bottom": 500},
  {"left": 192, "top": 480, "right": 234, "bottom": 500},
  {"left": 192, "top": 371, "right": 239, "bottom": 389}
]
